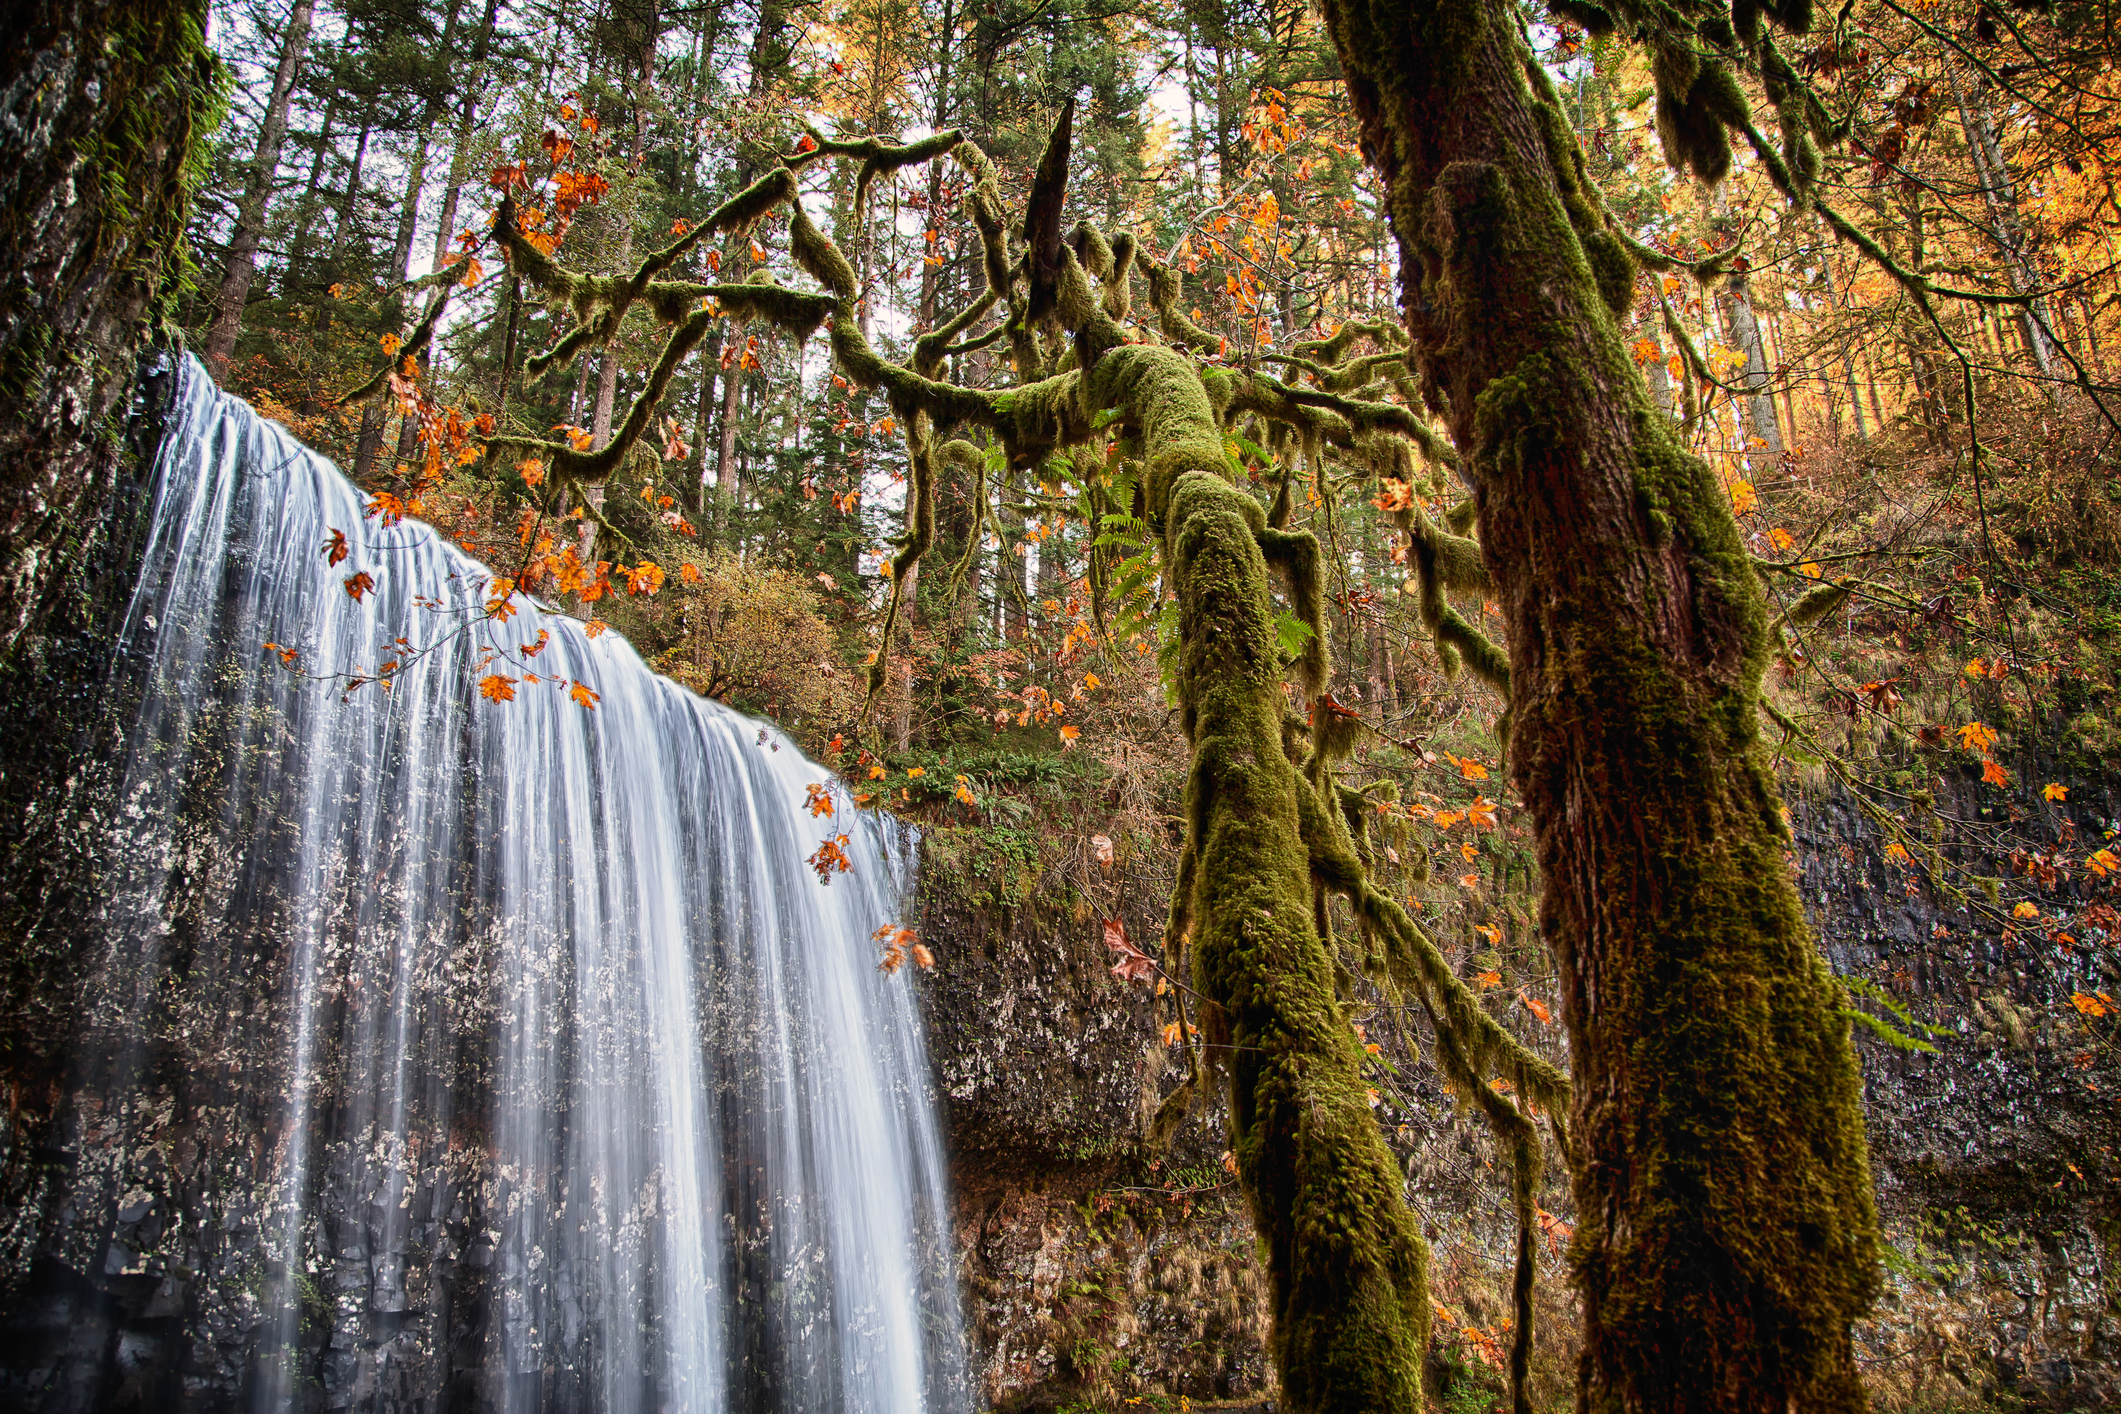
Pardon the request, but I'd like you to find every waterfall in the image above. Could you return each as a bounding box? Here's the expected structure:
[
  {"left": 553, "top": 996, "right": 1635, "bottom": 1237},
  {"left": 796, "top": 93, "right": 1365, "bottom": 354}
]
[{"left": 8, "top": 354, "right": 968, "bottom": 1412}]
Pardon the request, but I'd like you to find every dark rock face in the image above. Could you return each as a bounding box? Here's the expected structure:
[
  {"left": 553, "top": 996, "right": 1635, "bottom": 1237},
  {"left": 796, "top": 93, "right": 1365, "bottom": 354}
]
[
  {"left": 915, "top": 758, "right": 2120, "bottom": 1411},
  {"left": 0, "top": 0, "right": 215, "bottom": 649},
  {"left": 1795, "top": 757, "right": 2120, "bottom": 1411}
]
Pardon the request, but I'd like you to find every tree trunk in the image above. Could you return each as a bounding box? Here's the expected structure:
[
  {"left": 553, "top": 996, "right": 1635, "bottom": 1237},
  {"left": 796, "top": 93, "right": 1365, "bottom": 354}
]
[
  {"left": 354, "top": 139, "right": 435, "bottom": 482},
  {"left": 1722, "top": 267, "right": 1784, "bottom": 460},
  {"left": 1319, "top": 0, "right": 1880, "bottom": 1408},
  {"left": 203, "top": 0, "right": 315, "bottom": 380},
  {"left": 280, "top": 80, "right": 339, "bottom": 297},
  {"left": 1949, "top": 63, "right": 2062, "bottom": 384}
]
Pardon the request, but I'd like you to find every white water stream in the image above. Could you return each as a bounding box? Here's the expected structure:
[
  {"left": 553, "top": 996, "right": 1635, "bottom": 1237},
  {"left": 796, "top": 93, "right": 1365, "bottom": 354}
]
[{"left": 73, "top": 354, "right": 967, "bottom": 1411}]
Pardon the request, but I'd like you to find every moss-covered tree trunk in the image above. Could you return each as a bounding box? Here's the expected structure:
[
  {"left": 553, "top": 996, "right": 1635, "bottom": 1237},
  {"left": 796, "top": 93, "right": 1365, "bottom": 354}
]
[
  {"left": 1087, "top": 346, "right": 1431, "bottom": 1413},
  {"left": 1319, "top": 0, "right": 1880, "bottom": 1408}
]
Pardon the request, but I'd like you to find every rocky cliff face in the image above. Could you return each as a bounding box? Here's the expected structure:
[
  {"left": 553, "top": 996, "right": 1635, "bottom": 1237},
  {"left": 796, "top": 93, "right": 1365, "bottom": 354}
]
[
  {"left": 0, "top": 0, "right": 215, "bottom": 649},
  {"left": 915, "top": 750, "right": 2120, "bottom": 1412}
]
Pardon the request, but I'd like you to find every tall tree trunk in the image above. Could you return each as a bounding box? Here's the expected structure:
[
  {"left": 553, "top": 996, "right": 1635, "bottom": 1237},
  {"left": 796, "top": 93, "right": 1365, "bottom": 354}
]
[
  {"left": 1722, "top": 266, "right": 1784, "bottom": 459},
  {"left": 280, "top": 80, "right": 339, "bottom": 297},
  {"left": 203, "top": 0, "right": 316, "bottom": 380},
  {"left": 1949, "top": 63, "right": 2062, "bottom": 384},
  {"left": 301, "top": 118, "right": 369, "bottom": 415},
  {"left": 354, "top": 136, "right": 435, "bottom": 482},
  {"left": 1320, "top": 0, "right": 1880, "bottom": 1409}
]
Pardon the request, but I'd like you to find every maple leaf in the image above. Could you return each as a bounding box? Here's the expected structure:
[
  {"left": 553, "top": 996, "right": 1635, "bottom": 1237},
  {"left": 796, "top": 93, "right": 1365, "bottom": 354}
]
[
  {"left": 1460, "top": 841, "right": 1479, "bottom": 862},
  {"left": 570, "top": 683, "right": 599, "bottom": 710},
  {"left": 1799, "top": 561, "right": 1823, "bottom": 579},
  {"left": 805, "top": 782, "right": 836, "bottom": 817},
  {"left": 322, "top": 529, "right": 349, "bottom": 567},
  {"left": 1474, "top": 969, "right": 1502, "bottom": 989},
  {"left": 1473, "top": 923, "right": 1501, "bottom": 945},
  {"left": 583, "top": 619, "right": 608, "bottom": 638},
  {"left": 459, "top": 257, "right": 484, "bottom": 289},
  {"left": 479, "top": 673, "right": 518, "bottom": 702},
  {"left": 1432, "top": 811, "right": 1463, "bottom": 829},
  {"left": 1091, "top": 834, "right": 1114, "bottom": 867},
  {"left": 905, "top": 766, "right": 925, "bottom": 778},
  {"left": 1453, "top": 754, "right": 1488, "bottom": 781},
  {"left": 1964, "top": 657, "right": 1988, "bottom": 679},
  {"left": 1520, "top": 992, "right": 1553, "bottom": 1024},
  {"left": 2043, "top": 783, "right": 2069, "bottom": 802},
  {"left": 1458, "top": 871, "right": 1481, "bottom": 888},
  {"left": 1957, "top": 721, "right": 1999, "bottom": 754},
  {"left": 1885, "top": 842, "right": 1913, "bottom": 865},
  {"left": 911, "top": 943, "right": 935, "bottom": 969},
  {"left": 1768, "top": 527, "right": 1796, "bottom": 551},
  {"left": 1858, "top": 679, "right": 1904, "bottom": 712},
  {"left": 1982, "top": 758, "right": 2010, "bottom": 786},
  {"left": 1103, "top": 919, "right": 1155, "bottom": 983},
  {"left": 1059, "top": 724, "right": 1081, "bottom": 747},
  {"left": 1371, "top": 478, "right": 1414, "bottom": 513},
  {"left": 2072, "top": 991, "right": 2113, "bottom": 1018},
  {"left": 379, "top": 333, "right": 402, "bottom": 356},
  {"left": 809, "top": 833, "right": 853, "bottom": 882},
  {"left": 344, "top": 571, "right": 376, "bottom": 601},
  {"left": 1467, "top": 796, "right": 1498, "bottom": 828},
  {"left": 2085, "top": 848, "right": 2117, "bottom": 879},
  {"left": 2013, "top": 901, "right": 2040, "bottom": 919}
]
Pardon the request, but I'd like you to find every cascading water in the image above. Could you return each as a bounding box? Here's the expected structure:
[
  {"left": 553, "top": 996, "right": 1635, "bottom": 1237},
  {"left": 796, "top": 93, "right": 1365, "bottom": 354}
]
[{"left": 2, "top": 354, "right": 968, "bottom": 1412}]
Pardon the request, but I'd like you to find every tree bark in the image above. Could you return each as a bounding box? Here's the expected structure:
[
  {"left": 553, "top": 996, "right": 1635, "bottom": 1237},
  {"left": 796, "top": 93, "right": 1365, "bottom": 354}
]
[
  {"left": 1722, "top": 267, "right": 1785, "bottom": 459},
  {"left": 1949, "top": 63, "right": 2062, "bottom": 384},
  {"left": 1319, "top": 0, "right": 1880, "bottom": 1407},
  {"left": 203, "top": 0, "right": 315, "bottom": 380}
]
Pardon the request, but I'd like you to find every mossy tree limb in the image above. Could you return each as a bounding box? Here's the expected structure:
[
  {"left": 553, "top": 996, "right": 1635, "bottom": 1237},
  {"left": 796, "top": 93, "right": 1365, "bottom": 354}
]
[
  {"left": 1319, "top": 0, "right": 1880, "bottom": 1407},
  {"left": 1084, "top": 345, "right": 1430, "bottom": 1413}
]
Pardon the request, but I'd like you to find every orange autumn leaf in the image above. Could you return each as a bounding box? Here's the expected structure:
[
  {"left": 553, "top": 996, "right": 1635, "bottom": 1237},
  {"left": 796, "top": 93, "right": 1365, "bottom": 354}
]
[
  {"left": 343, "top": 571, "right": 375, "bottom": 601},
  {"left": 479, "top": 673, "right": 518, "bottom": 702},
  {"left": 322, "top": 529, "right": 350, "bottom": 567},
  {"left": 570, "top": 683, "right": 599, "bottom": 710},
  {"left": 1981, "top": 758, "right": 2010, "bottom": 786},
  {"left": 2042, "top": 783, "right": 2068, "bottom": 802}
]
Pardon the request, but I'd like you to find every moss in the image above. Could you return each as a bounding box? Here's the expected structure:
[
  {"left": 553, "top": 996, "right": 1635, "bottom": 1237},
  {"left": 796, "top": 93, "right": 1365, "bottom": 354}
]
[
  {"left": 1315, "top": 0, "right": 1881, "bottom": 1406},
  {"left": 1081, "top": 335, "right": 1430, "bottom": 1414}
]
